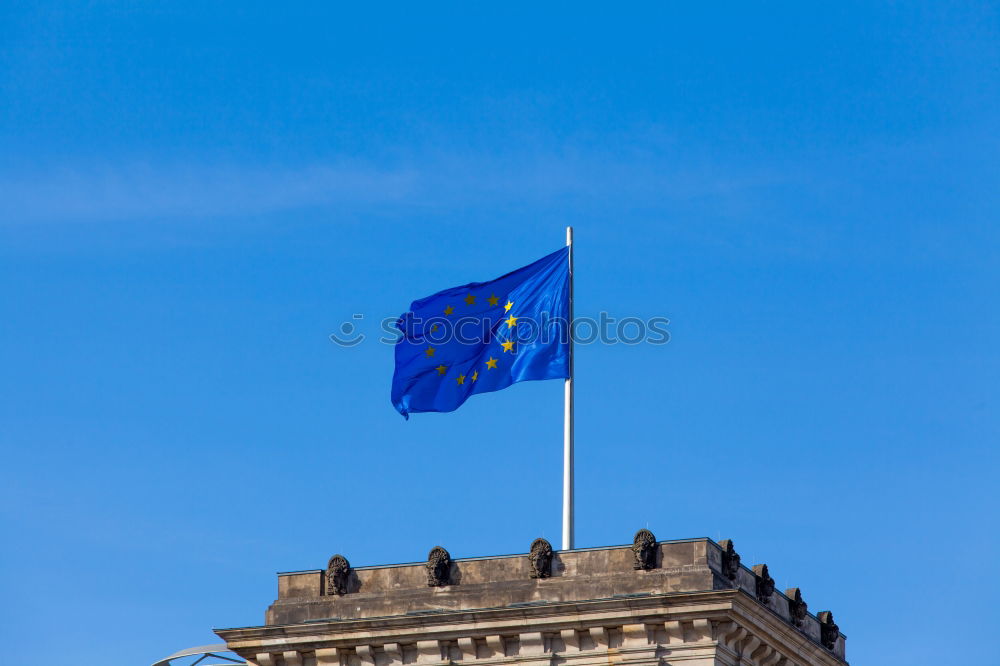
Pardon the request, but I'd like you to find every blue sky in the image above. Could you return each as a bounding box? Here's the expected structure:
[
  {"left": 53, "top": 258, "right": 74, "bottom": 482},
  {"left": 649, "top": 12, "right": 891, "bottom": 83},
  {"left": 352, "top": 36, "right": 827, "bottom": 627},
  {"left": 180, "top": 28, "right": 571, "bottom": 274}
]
[{"left": 1, "top": 3, "right": 998, "bottom": 665}]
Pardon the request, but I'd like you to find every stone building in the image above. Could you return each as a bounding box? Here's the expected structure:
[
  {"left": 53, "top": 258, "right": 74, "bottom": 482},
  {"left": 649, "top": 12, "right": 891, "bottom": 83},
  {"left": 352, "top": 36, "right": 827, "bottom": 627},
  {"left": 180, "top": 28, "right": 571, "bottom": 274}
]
[{"left": 215, "top": 534, "right": 845, "bottom": 666}]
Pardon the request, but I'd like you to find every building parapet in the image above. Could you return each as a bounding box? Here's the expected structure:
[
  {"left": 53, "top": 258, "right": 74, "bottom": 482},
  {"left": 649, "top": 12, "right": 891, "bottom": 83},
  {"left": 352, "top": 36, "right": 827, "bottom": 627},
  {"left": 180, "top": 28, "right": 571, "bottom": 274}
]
[{"left": 216, "top": 534, "right": 846, "bottom": 666}]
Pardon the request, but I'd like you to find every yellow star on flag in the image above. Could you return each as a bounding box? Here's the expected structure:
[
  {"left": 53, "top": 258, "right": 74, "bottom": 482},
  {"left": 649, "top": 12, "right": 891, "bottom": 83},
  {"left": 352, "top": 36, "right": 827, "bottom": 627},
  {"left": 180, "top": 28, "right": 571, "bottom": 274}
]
[
  {"left": 471, "top": 370, "right": 479, "bottom": 381},
  {"left": 504, "top": 300, "right": 514, "bottom": 312},
  {"left": 456, "top": 374, "right": 466, "bottom": 385},
  {"left": 505, "top": 315, "right": 517, "bottom": 328},
  {"left": 425, "top": 347, "right": 435, "bottom": 357},
  {"left": 485, "top": 357, "right": 498, "bottom": 369},
  {"left": 501, "top": 340, "right": 515, "bottom": 353},
  {"left": 464, "top": 293, "right": 476, "bottom": 306},
  {"left": 436, "top": 364, "right": 447, "bottom": 375},
  {"left": 487, "top": 294, "right": 499, "bottom": 307},
  {"left": 443, "top": 305, "right": 454, "bottom": 315}
]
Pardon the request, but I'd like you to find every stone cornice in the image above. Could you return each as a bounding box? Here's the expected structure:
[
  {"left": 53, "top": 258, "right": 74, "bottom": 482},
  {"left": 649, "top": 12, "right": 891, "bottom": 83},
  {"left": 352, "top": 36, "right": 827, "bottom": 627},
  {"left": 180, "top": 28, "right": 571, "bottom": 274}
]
[
  {"left": 217, "top": 536, "right": 847, "bottom": 666},
  {"left": 220, "top": 590, "right": 737, "bottom": 640},
  {"left": 219, "top": 589, "right": 846, "bottom": 666}
]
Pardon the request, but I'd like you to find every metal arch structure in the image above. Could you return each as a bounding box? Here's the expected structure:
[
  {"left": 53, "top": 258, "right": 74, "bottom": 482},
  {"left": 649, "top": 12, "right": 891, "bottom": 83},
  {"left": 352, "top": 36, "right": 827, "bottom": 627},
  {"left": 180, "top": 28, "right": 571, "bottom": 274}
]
[{"left": 151, "top": 644, "right": 246, "bottom": 666}]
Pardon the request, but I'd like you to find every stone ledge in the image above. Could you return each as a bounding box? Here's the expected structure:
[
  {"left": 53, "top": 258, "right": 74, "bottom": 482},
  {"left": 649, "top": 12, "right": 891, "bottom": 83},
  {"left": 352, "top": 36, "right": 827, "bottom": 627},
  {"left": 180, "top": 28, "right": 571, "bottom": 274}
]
[
  {"left": 218, "top": 590, "right": 846, "bottom": 666},
  {"left": 217, "top": 535, "right": 846, "bottom": 665}
]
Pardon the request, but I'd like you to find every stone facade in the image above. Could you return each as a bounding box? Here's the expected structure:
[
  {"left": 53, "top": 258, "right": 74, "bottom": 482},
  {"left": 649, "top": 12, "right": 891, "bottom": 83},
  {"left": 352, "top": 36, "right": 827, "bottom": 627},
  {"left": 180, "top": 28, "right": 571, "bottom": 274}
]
[{"left": 215, "top": 537, "right": 846, "bottom": 666}]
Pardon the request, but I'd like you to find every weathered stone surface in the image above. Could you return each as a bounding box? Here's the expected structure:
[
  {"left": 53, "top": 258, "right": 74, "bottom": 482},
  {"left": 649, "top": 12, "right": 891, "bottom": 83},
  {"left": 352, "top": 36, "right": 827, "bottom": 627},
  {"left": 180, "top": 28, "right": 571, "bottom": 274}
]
[
  {"left": 266, "top": 540, "right": 719, "bottom": 624},
  {"left": 218, "top": 538, "right": 847, "bottom": 666}
]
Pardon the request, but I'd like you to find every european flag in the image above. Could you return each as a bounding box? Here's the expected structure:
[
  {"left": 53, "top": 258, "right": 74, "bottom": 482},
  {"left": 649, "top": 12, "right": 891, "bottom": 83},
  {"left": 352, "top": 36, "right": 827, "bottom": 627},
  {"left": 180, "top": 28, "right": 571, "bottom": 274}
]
[{"left": 392, "top": 247, "right": 570, "bottom": 418}]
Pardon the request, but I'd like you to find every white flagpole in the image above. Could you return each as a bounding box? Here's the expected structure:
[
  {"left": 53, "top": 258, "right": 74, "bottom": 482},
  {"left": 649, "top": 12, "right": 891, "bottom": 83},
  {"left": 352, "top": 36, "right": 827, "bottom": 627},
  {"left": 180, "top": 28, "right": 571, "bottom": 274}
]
[{"left": 563, "top": 226, "right": 575, "bottom": 551}]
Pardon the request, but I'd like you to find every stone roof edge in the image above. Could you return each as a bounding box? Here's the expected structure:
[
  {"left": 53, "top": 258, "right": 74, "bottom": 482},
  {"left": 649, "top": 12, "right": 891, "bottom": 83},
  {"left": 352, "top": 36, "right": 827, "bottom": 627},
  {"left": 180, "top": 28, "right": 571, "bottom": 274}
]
[
  {"left": 215, "top": 590, "right": 847, "bottom": 666},
  {"left": 270, "top": 537, "right": 842, "bottom": 641},
  {"left": 215, "top": 588, "right": 738, "bottom": 636},
  {"left": 276, "top": 537, "right": 713, "bottom": 575}
]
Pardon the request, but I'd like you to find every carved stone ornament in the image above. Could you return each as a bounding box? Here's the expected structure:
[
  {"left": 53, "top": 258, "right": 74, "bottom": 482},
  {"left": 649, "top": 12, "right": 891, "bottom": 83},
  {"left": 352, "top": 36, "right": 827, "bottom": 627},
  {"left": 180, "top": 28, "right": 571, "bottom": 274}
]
[
  {"left": 719, "top": 539, "right": 741, "bottom": 582},
  {"left": 818, "top": 611, "right": 840, "bottom": 650},
  {"left": 325, "top": 554, "right": 351, "bottom": 595},
  {"left": 753, "top": 563, "right": 775, "bottom": 604},
  {"left": 631, "top": 529, "right": 657, "bottom": 570},
  {"left": 786, "top": 587, "right": 808, "bottom": 627},
  {"left": 426, "top": 546, "right": 452, "bottom": 587},
  {"left": 529, "top": 538, "right": 553, "bottom": 579}
]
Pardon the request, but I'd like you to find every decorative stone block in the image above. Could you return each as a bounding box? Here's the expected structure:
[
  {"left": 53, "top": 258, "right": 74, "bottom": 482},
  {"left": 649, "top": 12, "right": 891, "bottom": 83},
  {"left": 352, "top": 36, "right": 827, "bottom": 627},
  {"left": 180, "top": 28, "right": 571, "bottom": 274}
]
[
  {"left": 326, "top": 555, "right": 351, "bottom": 596},
  {"left": 415, "top": 640, "right": 441, "bottom": 663},
  {"left": 315, "top": 649, "right": 340, "bottom": 666},
  {"left": 564, "top": 629, "right": 585, "bottom": 652},
  {"left": 426, "top": 547, "right": 451, "bottom": 587},
  {"left": 753, "top": 564, "right": 775, "bottom": 605},
  {"left": 719, "top": 540, "right": 741, "bottom": 582},
  {"left": 520, "top": 632, "right": 545, "bottom": 655},
  {"left": 456, "top": 637, "right": 475, "bottom": 660},
  {"left": 632, "top": 529, "right": 657, "bottom": 570},
  {"left": 622, "top": 623, "right": 648, "bottom": 647},
  {"left": 529, "top": 538, "right": 553, "bottom": 578},
  {"left": 382, "top": 644, "right": 402, "bottom": 665}
]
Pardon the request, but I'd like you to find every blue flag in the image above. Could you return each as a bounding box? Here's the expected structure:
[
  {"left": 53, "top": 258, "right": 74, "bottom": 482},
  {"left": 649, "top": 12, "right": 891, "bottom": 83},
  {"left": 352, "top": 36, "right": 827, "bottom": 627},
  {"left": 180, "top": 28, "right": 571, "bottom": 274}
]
[{"left": 392, "top": 247, "right": 570, "bottom": 418}]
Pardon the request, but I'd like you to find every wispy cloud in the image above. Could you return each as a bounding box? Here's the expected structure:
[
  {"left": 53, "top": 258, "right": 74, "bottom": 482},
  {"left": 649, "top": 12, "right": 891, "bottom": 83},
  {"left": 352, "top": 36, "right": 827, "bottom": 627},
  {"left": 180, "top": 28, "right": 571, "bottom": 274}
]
[
  {"left": 0, "top": 145, "right": 789, "bottom": 225},
  {"left": 0, "top": 160, "right": 422, "bottom": 224},
  {"left": 2, "top": 121, "right": 995, "bottom": 239}
]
